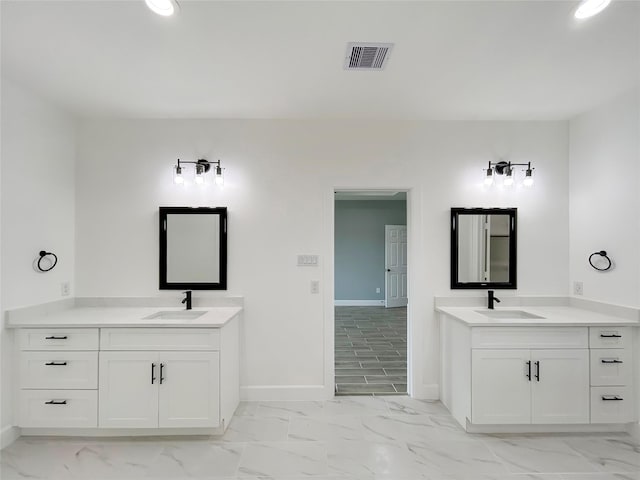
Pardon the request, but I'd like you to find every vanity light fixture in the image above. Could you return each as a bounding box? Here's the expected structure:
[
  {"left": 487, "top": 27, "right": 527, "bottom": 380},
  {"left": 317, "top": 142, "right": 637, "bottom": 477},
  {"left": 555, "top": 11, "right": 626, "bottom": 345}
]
[
  {"left": 145, "top": 0, "right": 179, "bottom": 16},
  {"left": 483, "top": 161, "right": 535, "bottom": 188},
  {"left": 574, "top": 0, "right": 611, "bottom": 19},
  {"left": 173, "top": 159, "right": 224, "bottom": 187}
]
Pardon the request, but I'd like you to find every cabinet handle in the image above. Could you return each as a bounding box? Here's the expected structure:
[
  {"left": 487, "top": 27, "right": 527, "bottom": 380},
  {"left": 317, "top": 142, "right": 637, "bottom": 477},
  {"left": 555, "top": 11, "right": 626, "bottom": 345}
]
[
  {"left": 45, "top": 400, "right": 67, "bottom": 405},
  {"left": 45, "top": 336, "right": 68, "bottom": 340},
  {"left": 526, "top": 361, "right": 531, "bottom": 381},
  {"left": 159, "top": 363, "right": 165, "bottom": 384},
  {"left": 600, "top": 334, "right": 622, "bottom": 338},
  {"left": 45, "top": 361, "right": 67, "bottom": 366},
  {"left": 602, "top": 395, "right": 624, "bottom": 401},
  {"left": 534, "top": 361, "right": 540, "bottom": 382},
  {"left": 601, "top": 359, "right": 623, "bottom": 364},
  {"left": 151, "top": 363, "right": 156, "bottom": 384}
]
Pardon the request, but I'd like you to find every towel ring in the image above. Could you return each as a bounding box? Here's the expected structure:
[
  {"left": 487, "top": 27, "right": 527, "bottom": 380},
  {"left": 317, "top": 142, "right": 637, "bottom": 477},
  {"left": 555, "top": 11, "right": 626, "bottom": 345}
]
[
  {"left": 589, "top": 251, "right": 612, "bottom": 271},
  {"left": 37, "top": 251, "right": 58, "bottom": 272}
]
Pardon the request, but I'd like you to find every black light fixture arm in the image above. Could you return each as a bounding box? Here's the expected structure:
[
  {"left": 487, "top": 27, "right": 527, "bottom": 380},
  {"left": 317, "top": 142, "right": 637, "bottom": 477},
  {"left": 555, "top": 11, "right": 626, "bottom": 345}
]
[
  {"left": 487, "top": 160, "right": 533, "bottom": 174},
  {"left": 176, "top": 158, "right": 221, "bottom": 173}
]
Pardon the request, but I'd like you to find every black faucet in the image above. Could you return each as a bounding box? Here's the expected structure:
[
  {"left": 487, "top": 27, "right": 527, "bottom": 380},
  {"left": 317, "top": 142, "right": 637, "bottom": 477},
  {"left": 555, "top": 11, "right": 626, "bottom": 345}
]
[
  {"left": 182, "top": 290, "right": 192, "bottom": 310},
  {"left": 487, "top": 290, "right": 501, "bottom": 310}
]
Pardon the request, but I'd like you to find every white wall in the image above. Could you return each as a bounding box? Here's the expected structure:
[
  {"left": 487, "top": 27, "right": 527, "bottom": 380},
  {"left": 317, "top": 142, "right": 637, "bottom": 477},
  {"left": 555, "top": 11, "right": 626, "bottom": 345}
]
[
  {"left": 0, "top": 78, "right": 76, "bottom": 441},
  {"left": 569, "top": 88, "right": 640, "bottom": 307},
  {"left": 76, "top": 119, "right": 569, "bottom": 398}
]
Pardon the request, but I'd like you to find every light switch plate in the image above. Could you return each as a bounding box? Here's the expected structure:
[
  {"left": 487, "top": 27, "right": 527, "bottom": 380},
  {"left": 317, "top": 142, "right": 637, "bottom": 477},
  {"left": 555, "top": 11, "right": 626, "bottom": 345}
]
[
  {"left": 297, "top": 255, "right": 319, "bottom": 266},
  {"left": 310, "top": 280, "right": 320, "bottom": 294}
]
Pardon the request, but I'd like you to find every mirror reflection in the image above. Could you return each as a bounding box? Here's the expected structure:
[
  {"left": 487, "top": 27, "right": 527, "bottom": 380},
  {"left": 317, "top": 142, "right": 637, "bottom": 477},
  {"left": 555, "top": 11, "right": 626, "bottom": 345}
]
[
  {"left": 159, "top": 207, "right": 227, "bottom": 290},
  {"left": 451, "top": 208, "right": 517, "bottom": 289}
]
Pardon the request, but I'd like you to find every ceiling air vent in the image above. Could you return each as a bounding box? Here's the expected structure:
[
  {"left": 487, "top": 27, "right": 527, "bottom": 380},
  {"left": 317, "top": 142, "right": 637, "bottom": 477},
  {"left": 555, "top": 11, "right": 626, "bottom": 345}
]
[{"left": 344, "top": 42, "right": 393, "bottom": 70}]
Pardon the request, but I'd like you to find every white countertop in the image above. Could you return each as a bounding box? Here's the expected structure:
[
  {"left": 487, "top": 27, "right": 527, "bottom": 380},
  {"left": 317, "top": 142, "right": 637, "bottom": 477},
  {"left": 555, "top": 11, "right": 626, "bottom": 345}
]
[
  {"left": 5, "top": 306, "right": 242, "bottom": 328},
  {"left": 436, "top": 305, "right": 640, "bottom": 327}
]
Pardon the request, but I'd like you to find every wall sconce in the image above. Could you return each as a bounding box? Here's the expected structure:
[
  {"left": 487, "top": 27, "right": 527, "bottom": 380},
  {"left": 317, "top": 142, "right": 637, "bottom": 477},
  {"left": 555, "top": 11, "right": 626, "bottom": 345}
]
[
  {"left": 484, "top": 161, "right": 534, "bottom": 188},
  {"left": 173, "top": 159, "right": 224, "bottom": 186}
]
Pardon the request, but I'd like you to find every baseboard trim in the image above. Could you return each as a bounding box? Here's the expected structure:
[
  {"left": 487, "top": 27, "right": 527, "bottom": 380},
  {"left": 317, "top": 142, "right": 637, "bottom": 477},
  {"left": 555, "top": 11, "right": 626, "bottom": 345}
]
[
  {"left": 334, "top": 300, "right": 385, "bottom": 307},
  {"left": 410, "top": 383, "right": 440, "bottom": 400},
  {"left": 466, "top": 422, "right": 627, "bottom": 434},
  {"left": 240, "top": 385, "right": 330, "bottom": 401},
  {"left": 627, "top": 422, "right": 640, "bottom": 442},
  {"left": 20, "top": 427, "right": 222, "bottom": 437},
  {"left": 1, "top": 426, "right": 20, "bottom": 449}
]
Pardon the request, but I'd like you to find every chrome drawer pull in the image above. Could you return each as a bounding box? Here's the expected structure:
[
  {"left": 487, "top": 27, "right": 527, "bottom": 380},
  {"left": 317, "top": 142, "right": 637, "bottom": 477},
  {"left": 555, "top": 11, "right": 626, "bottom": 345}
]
[
  {"left": 601, "top": 359, "right": 623, "bottom": 364},
  {"left": 45, "top": 336, "right": 68, "bottom": 340},
  {"left": 44, "top": 400, "right": 67, "bottom": 405},
  {"left": 600, "top": 334, "right": 622, "bottom": 338},
  {"left": 602, "top": 395, "right": 624, "bottom": 401},
  {"left": 45, "top": 361, "right": 68, "bottom": 366}
]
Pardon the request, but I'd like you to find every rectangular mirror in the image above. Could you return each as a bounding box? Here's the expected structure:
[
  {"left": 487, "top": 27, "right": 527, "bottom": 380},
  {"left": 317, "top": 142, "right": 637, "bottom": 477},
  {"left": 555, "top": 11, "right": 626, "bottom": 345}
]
[
  {"left": 159, "top": 207, "right": 227, "bottom": 290},
  {"left": 451, "top": 207, "right": 516, "bottom": 289}
]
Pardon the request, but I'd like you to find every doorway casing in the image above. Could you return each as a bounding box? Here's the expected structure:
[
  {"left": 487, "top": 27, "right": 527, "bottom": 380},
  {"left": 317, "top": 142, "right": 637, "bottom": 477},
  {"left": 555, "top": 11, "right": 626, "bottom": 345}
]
[{"left": 323, "top": 186, "right": 431, "bottom": 399}]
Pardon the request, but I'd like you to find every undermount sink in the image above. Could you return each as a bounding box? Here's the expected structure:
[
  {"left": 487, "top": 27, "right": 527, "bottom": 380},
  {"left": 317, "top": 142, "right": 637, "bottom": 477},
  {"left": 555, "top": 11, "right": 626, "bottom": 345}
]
[
  {"left": 143, "top": 310, "right": 206, "bottom": 320},
  {"left": 474, "top": 309, "right": 545, "bottom": 320}
]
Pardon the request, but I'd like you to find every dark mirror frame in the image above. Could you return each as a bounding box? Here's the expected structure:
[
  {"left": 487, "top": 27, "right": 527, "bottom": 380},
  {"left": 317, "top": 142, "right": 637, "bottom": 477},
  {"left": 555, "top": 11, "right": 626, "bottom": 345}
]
[
  {"left": 159, "top": 206, "right": 228, "bottom": 290},
  {"left": 450, "top": 207, "right": 517, "bottom": 290}
]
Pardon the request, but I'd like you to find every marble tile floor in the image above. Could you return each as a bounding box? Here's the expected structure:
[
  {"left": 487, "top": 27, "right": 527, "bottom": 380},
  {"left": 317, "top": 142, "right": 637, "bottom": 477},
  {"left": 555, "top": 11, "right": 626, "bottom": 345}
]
[
  {"left": 2, "top": 396, "right": 640, "bottom": 480},
  {"left": 335, "top": 306, "right": 407, "bottom": 395}
]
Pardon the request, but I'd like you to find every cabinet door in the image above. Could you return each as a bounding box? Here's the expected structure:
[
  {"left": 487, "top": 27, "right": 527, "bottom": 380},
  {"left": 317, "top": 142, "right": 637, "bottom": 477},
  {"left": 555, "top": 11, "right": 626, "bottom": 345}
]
[
  {"left": 158, "top": 352, "right": 220, "bottom": 428},
  {"left": 99, "top": 351, "right": 159, "bottom": 428},
  {"left": 531, "top": 349, "right": 589, "bottom": 424},
  {"left": 472, "top": 349, "right": 531, "bottom": 424}
]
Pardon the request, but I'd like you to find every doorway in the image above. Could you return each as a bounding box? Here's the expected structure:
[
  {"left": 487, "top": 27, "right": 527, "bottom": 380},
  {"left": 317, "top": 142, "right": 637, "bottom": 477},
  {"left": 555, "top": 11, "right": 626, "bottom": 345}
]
[{"left": 333, "top": 190, "right": 408, "bottom": 395}]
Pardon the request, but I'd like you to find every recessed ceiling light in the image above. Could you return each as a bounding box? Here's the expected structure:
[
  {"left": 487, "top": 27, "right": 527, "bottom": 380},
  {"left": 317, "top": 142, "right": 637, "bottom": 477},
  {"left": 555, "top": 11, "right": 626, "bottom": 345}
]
[
  {"left": 145, "top": 0, "right": 179, "bottom": 17},
  {"left": 574, "top": 0, "right": 611, "bottom": 19}
]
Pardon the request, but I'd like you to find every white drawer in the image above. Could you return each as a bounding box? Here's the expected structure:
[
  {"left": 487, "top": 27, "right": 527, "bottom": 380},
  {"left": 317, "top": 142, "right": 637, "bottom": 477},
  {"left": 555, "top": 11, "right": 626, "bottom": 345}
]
[
  {"left": 590, "top": 386, "right": 634, "bottom": 424},
  {"left": 20, "top": 352, "right": 98, "bottom": 389},
  {"left": 471, "top": 327, "right": 588, "bottom": 349},
  {"left": 18, "top": 390, "right": 98, "bottom": 428},
  {"left": 18, "top": 329, "right": 99, "bottom": 351},
  {"left": 100, "top": 328, "right": 220, "bottom": 351},
  {"left": 589, "top": 327, "right": 630, "bottom": 349},
  {"left": 590, "top": 349, "right": 631, "bottom": 386}
]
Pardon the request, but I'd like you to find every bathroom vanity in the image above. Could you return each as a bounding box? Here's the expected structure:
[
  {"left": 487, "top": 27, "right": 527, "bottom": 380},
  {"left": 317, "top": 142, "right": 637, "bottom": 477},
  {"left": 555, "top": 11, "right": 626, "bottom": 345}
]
[
  {"left": 438, "top": 305, "right": 638, "bottom": 433},
  {"left": 6, "top": 305, "right": 241, "bottom": 436}
]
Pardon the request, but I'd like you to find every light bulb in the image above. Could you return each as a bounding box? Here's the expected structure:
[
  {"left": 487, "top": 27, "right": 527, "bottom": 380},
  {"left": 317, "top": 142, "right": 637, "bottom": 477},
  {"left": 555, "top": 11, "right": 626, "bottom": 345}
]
[
  {"left": 484, "top": 169, "right": 494, "bottom": 186},
  {"left": 504, "top": 168, "right": 514, "bottom": 186},
  {"left": 523, "top": 169, "right": 534, "bottom": 187},
  {"left": 173, "top": 165, "right": 184, "bottom": 184},
  {"left": 145, "top": 0, "right": 179, "bottom": 16},
  {"left": 215, "top": 165, "right": 224, "bottom": 186},
  {"left": 195, "top": 164, "right": 205, "bottom": 185},
  {"left": 574, "top": 0, "right": 611, "bottom": 19}
]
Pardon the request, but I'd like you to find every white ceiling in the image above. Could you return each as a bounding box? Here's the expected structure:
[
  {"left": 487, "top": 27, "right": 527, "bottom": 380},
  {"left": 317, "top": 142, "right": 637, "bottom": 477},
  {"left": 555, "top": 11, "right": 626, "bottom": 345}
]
[{"left": 2, "top": 0, "right": 639, "bottom": 120}]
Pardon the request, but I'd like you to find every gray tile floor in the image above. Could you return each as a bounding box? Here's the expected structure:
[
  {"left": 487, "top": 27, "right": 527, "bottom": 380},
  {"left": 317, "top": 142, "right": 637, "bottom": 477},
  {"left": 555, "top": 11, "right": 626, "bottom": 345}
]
[
  {"left": 335, "top": 306, "right": 407, "bottom": 395},
  {"left": 2, "top": 396, "right": 640, "bottom": 479}
]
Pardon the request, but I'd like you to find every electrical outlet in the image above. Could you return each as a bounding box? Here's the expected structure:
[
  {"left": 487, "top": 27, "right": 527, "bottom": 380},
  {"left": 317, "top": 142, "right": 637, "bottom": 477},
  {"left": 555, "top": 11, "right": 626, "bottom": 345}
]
[
  {"left": 61, "top": 281, "right": 70, "bottom": 296},
  {"left": 376, "top": 287, "right": 381, "bottom": 294},
  {"left": 310, "top": 280, "right": 320, "bottom": 294},
  {"left": 573, "top": 281, "right": 583, "bottom": 296}
]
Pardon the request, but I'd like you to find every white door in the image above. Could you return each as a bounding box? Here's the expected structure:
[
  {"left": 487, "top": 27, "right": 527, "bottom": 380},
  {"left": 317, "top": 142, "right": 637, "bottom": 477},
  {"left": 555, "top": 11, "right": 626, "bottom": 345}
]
[
  {"left": 472, "top": 349, "right": 531, "bottom": 424},
  {"left": 385, "top": 225, "right": 408, "bottom": 308},
  {"left": 99, "top": 351, "right": 159, "bottom": 428},
  {"left": 531, "top": 349, "right": 589, "bottom": 424},
  {"left": 158, "top": 352, "right": 220, "bottom": 428}
]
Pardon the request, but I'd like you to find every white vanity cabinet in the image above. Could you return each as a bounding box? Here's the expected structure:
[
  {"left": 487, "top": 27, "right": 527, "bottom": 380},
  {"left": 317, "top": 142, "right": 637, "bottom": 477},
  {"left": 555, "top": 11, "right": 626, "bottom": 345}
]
[
  {"left": 13, "top": 312, "right": 240, "bottom": 436},
  {"left": 472, "top": 348, "right": 590, "bottom": 425},
  {"left": 99, "top": 329, "right": 221, "bottom": 429},
  {"left": 440, "top": 315, "right": 636, "bottom": 432},
  {"left": 470, "top": 328, "right": 590, "bottom": 425},
  {"left": 16, "top": 328, "right": 100, "bottom": 428},
  {"left": 589, "top": 326, "right": 634, "bottom": 423}
]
